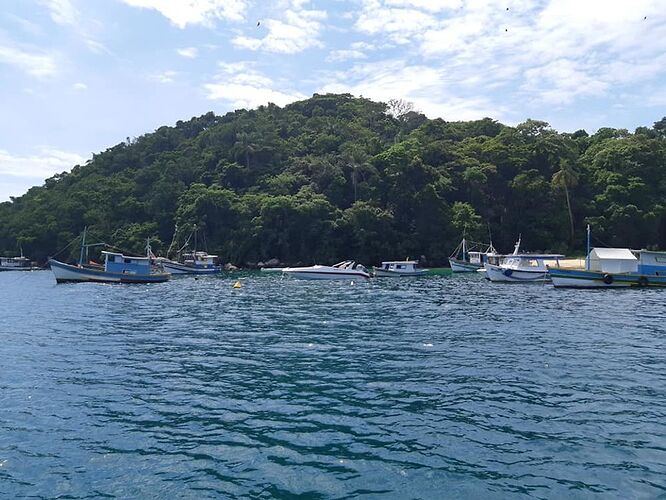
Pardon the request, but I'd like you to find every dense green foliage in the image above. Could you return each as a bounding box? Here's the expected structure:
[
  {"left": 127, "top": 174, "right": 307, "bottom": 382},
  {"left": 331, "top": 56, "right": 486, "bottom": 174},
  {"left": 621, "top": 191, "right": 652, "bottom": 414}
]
[{"left": 1, "top": 94, "right": 665, "bottom": 265}]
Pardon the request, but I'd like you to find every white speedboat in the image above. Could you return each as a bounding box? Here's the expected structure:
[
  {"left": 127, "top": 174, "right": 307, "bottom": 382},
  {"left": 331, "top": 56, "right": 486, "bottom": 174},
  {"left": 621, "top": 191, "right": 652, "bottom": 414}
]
[
  {"left": 282, "top": 261, "right": 370, "bottom": 280},
  {"left": 373, "top": 260, "right": 428, "bottom": 277}
]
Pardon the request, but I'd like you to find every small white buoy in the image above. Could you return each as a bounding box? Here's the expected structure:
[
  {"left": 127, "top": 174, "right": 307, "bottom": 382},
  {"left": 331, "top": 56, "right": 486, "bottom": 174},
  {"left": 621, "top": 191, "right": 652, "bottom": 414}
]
[{"left": 350, "top": 280, "right": 355, "bottom": 285}]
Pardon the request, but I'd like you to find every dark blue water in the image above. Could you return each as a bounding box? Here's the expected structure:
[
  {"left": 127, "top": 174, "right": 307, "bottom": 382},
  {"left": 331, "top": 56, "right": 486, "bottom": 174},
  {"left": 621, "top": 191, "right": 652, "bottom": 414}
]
[{"left": 1, "top": 271, "right": 665, "bottom": 498}]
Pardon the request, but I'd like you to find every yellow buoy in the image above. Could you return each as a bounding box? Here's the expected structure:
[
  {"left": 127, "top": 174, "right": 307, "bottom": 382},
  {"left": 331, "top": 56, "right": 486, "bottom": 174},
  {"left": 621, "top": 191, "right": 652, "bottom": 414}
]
[{"left": 233, "top": 280, "right": 241, "bottom": 288}]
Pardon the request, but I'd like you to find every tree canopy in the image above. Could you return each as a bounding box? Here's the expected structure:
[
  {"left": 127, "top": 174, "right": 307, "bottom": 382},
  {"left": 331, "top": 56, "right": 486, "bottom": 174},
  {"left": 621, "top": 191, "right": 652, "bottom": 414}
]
[{"left": 1, "top": 93, "right": 665, "bottom": 265}]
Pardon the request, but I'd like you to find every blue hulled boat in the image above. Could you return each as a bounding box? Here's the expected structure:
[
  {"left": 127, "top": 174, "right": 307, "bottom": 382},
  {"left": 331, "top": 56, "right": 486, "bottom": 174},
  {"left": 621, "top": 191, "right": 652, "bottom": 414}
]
[{"left": 48, "top": 228, "right": 170, "bottom": 284}]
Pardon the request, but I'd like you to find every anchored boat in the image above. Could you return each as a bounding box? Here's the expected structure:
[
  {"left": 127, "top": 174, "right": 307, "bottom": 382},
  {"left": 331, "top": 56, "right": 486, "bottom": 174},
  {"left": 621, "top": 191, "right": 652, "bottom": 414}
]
[
  {"left": 282, "top": 261, "right": 370, "bottom": 280},
  {"left": 48, "top": 228, "right": 170, "bottom": 284},
  {"left": 159, "top": 251, "right": 221, "bottom": 275},
  {"left": 548, "top": 226, "right": 666, "bottom": 288},
  {"left": 373, "top": 260, "right": 428, "bottom": 277},
  {"left": 484, "top": 236, "right": 564, "bottom": 283},
  {"left": 0, "top": 255, "right": 39, "bottom": 271},
  {"left": 448, "top": 238, "right": 500, "bottom": 273}
]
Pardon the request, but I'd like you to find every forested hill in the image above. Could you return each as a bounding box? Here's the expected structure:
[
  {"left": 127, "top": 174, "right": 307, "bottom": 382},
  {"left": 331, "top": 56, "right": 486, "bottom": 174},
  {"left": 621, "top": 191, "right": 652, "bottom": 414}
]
[{"left": 1, "top": 93, "right": 666, "bottom": 265}]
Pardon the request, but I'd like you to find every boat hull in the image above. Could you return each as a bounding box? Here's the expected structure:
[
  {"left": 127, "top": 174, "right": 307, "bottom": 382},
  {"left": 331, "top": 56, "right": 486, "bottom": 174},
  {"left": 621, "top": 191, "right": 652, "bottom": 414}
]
[
  {"left": 549, "top": 267, "right": 666, "bottom": 288},
  {"left": 282, "top": 269, "right": 370, "bottom": 280},
  {"left": 449, "top": 258, "right": 483, "bottom": 273},
  {"left": 161, "top": 260, "right": 221, "bottom": 275},
  {"left": 485, "top": 264, "right": 550, "bottom": 283},
  {"left": 372, "top": 267, "right": 428, "bottom": 277},
  {"left": 49, "top": 259, "right": 170, "bottom": 284}
]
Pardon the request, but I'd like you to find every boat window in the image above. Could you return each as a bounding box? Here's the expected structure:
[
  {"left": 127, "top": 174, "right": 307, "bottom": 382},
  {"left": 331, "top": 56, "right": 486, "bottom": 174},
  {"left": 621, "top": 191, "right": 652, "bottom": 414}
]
[
  {"left": 397, "top": 264, "right": 404, "bottom": 269},
  {"left": 124, "top": 258, "right": 132, "bottom": 263},
  {"left": 528, "top": 260, "right": 539, "bottom": 267}
]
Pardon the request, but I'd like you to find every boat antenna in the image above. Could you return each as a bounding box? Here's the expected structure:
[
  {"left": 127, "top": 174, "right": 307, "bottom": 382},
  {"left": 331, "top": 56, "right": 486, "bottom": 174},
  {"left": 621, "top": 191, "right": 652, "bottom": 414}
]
[
  {"left": 79, "top": 226, "right": 87, "bottom": 266},
  {"left": 487, "top": 222, "right": 495, "bottom": 252},
  {"left": 166, "top": 223, "right": 179, "bottom": 259},
  {"left": 586, "top": 224, "right": 591, "bottom": 271}
]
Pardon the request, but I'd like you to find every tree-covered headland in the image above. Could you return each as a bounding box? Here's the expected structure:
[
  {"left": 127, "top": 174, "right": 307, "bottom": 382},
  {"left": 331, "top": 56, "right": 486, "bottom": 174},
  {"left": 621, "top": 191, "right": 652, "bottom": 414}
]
[{"left": 1, "top": 94, "right": 665, "bottom": 266}]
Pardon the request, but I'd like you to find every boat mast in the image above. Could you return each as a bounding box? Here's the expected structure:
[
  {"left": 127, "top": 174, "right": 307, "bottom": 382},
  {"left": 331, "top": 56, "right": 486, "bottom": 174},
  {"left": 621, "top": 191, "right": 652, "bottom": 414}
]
[
  {"left": 586, "top": 224, "right": 591, "bottom": 271},
  {"left": 79, "top": 226, "right": 87, "bottom": 265}
]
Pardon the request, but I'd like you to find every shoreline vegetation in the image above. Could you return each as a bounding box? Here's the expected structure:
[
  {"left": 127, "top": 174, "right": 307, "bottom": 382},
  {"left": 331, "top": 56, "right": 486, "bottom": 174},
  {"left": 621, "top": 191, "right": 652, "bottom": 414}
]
[{"left": 1, "top": 93, "right": 665, "bottom": 266}]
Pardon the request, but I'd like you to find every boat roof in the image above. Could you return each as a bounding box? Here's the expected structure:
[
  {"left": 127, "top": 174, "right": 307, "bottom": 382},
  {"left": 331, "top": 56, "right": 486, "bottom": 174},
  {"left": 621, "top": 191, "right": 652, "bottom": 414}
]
[
  {"left": 508, "top": 254, "right": 565, "bottom": 259},
  {"left": 590, "top": 247, "right": 637, "bottom": 260},
  {"left": 381, "top": 260, "right": 418, "bottom": 264},
  {"left": 101, "top": 250, "right": 150, "bottom": 261}
]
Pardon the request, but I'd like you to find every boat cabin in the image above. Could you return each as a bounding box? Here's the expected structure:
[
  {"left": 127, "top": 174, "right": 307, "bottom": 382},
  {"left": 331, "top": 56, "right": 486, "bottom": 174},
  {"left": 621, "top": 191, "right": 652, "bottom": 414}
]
[
  {"left": 0, "top": 256, "right": 31, "bottom": 269},
  {"left": 587, "top": 248, "right": 638, "bottom": 273},
  {"left": 637, "top": 250, "right": 666, "bottom": 275},
  {"left": 102, "top": 251, "right": 152, "bottom": 274},
  {"left": 501, "top": 254, "right": 565, "bottom": 271},
  {"left": 380, "top": 260, "right": 419, "bottom": 273},
  {"left": 182, "top": 251, "right": 219, "bottom": 269},
  {"left": 467, "top": 251, "right": 501, "bottom": 266}
]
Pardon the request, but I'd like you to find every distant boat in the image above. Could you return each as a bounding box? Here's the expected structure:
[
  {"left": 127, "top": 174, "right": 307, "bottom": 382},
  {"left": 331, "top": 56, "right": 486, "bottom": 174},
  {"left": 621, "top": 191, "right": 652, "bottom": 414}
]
[
  {"left": 159, "top": 225, "right": 222, "bottom": 275},
  {"left": 549, "top": 227, "right": 666, "bottom": 288},
  {"left": 484, "top": 236, "right": 565, "bottom": 283},
  {"left": 0, "top": 254, "right": 39, "bottom": 272},
  {"left": 48, "top": 228, "right": 170, "bottom": 284},
  {"left": 282, "top": 261, "right": 370, "bottom": 280},
  {"left": 372, "top": 260, "right": 428, "bottom": 277},
  {"left": 159, "top": 251, "right": 221, "bottom": 275},
  {"left": 448, "top": 237, "right": 501, "bottom": 272}
]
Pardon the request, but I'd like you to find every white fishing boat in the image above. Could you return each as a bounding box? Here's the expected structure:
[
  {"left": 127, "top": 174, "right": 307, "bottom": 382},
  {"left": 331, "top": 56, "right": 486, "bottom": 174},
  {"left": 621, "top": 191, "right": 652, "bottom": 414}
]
[
  {"left": 484, "top": 237, "right": 564, "bottom": 283},
  {"left": 282, "top": 260, "right": 370, "bottom": 280},
  {"left": 0, "top": 255, "right": 39, "bottom": 271},
  {"left": 159, "top": 251, "right": 221, "bottom": 275},
  {"left": 372, "top": 260, "right": 428, "bottom": 277},
  {"left": 159, "top": 225, "right": 222, "bottom": 275},
  {"left": 448, "top": 238, "right": 500, "bottom": 272}
]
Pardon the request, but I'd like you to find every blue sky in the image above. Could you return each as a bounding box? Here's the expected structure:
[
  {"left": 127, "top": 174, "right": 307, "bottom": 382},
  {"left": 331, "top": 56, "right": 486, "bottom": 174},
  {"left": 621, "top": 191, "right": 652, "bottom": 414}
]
[{"left": 1, "top": 0, "right": 665, "bottom": 201}]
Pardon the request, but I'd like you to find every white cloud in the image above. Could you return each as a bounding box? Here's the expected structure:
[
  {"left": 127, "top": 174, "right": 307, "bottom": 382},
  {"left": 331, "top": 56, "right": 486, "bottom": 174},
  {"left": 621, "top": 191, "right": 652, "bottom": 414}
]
[
  {"left": 150, "top": 70, "right": 177, "bottom": 83},
  {"left": 326, "top": 49, "right": 367, "bottom": 62},
  {"left": 73, "top": 82, "right": 88, "bottom": 90},
  {"left": 40, "top": 0, "right": 78, "bottom": 25},
  {"left": 176, "top": 47, "right": 199, "bottom": 58},
  {"left": 320, "top": 59, "right": 502, "bottom": 121},
  {"left": 120, "top": 0, "right": 247, "bottom": 28},
  {"left": 232, "top": 8, "right": 326, "bottom": 54},
  {"left": 204, "top": 62, "right": 305, "bottom": 108},
  {"left": 0, "top": 148, "right": 86, "bottom": 179},
  {"left": 0, "top": 45, "right": 58, "bottom": 78}
]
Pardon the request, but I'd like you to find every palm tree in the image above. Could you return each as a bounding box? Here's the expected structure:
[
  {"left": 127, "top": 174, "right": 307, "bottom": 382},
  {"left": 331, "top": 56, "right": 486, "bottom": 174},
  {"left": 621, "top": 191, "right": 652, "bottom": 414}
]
[
  {"left": 552, "top": 159, "right": 579, "bottom": 245},
  {"left": 234, "top": 132, "right": 256, "bottom": 169}
]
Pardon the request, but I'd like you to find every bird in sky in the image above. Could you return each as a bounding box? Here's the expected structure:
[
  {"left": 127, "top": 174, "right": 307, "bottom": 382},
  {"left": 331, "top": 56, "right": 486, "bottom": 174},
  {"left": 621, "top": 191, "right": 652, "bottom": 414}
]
[{"left": 257, "top": 21, "right": 261, "bottom": 27}]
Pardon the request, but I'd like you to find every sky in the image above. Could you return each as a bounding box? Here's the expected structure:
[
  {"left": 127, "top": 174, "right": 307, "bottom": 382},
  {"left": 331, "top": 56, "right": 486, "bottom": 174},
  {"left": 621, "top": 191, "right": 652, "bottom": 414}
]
[{"left": 1, "top": 0, "right": 665, "bottom": 201}]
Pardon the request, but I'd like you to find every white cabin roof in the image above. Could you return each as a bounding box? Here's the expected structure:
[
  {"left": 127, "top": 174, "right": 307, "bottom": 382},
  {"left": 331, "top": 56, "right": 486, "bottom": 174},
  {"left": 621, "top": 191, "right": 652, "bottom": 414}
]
[
  {"left": 101, "top": 250, "right": 150, "bottom": 261},
  {"left": 589, "top": 248, "right": 637, "bottom": 261},
  {"left": 381, "top": 260, "right": 418, "bottom": 265}
]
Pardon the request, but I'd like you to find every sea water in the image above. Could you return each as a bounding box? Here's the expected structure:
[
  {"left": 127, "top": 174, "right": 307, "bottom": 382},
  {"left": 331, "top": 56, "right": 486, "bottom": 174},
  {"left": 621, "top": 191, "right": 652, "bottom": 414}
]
[{"left": 1, "top": 271, "right": 665, "bottom": 498}]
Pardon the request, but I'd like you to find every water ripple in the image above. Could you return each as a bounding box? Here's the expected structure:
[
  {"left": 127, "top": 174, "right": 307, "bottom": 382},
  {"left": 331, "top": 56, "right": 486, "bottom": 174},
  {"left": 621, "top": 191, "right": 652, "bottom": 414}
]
[{"left": 1, "top": 271, "right": 666, "bottom": 498}]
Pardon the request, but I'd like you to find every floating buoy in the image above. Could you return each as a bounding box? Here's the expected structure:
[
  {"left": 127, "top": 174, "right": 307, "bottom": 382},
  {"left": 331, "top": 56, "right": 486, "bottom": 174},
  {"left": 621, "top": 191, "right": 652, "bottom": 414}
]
[
  {"left": 233, "top": 280, "right": 241, "bottom": 288},
  {"left": 350, "top": 280, "right": 354, "bottom": 285}
]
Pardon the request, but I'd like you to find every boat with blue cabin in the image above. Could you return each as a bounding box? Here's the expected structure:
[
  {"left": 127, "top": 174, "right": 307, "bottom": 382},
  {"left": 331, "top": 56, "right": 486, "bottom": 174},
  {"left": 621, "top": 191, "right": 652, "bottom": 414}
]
[
  {"left": 549, "top": 248, "right": 666, "bottom": 288},
  {"left": 48, "top": 228, "right": 170, "bottom": 284},
  {"left": 548, "top": 225, "right": 666, "bottom": 288}
]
